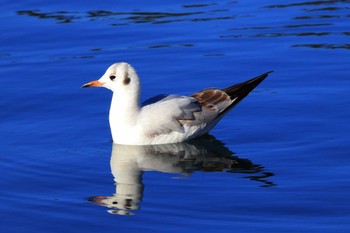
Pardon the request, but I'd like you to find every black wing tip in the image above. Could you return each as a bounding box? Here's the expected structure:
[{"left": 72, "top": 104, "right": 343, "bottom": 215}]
[
  {"left": 253, "top": 70, "right": 273, "bottom": 80},
  {"left": 240, "top": 70, "right": 273, "bottom": 88},
  {"left": 222, "top": 70, "right": 273, "bottom": 98},
  {"left": 264, "top": 70, "right": 274, "bottom": 77}
]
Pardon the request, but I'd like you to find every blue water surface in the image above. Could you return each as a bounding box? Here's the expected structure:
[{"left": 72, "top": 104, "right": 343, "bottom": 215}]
[{"left": 1, "top": 0, "right": 350, "bottom": 232}]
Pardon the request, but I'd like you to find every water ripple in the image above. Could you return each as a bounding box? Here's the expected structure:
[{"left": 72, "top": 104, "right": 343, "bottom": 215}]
[
  {"left": 16, "top": 8, "right": 236, "bottom": 25},
  {"left": 292, "top": 44, "right": 350, "bottom": 49},
  {"left": 264, "top": 0, "right": 350, "bottom": 9},
  {"left": 17, "top": 10, "right": 80, "bottom": 23}
]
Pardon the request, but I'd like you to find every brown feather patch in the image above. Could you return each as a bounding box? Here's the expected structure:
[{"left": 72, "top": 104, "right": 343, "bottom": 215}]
[{"left": 192, "top": 89, "right": 230, "bottom": 110}]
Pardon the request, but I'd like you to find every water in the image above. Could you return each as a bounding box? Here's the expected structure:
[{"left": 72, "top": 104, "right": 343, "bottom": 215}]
[{"left": 1, "top": 0, "right": 349, "bottom": 232}]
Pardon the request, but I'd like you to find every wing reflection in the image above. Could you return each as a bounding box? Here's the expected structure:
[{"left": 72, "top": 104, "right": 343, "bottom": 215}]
[{"left": 89, "top": 135, "right": 274, "bottom": 215}]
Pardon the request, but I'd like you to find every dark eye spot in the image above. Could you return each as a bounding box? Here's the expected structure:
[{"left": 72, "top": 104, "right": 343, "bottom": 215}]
[
  {"left": 123, "top": 77, "right": 131, "bottom": 85},
  {"left": 110, "top": 75, "right": 116, "bottom": 81}
]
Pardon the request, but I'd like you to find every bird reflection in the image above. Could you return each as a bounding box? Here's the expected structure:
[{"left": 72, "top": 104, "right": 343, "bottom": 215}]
[{"left": 89, "top": 135, "right": 274, "bottom": 215}]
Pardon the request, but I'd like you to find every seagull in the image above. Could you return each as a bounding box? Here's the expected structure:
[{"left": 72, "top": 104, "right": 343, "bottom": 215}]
[{"left": 82, "top": 62, "right": 272, "bottom": 145}]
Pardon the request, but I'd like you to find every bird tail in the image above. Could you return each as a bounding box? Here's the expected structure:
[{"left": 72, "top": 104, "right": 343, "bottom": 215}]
[{"left": 218, "top": 71, "right": 273, "bottom": 117}]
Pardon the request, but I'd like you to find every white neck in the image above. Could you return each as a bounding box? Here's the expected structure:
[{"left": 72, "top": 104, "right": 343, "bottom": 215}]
[{"left": 109, "top": 89, "right": 140, "bottom": 128}]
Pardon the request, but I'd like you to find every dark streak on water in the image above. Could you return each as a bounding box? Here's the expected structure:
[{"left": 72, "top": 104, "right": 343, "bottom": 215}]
[
  {"left": 292, "top": 43, "right": 350, "bottom": 49},
  {"left": 264, "top": 0, "right": 350, "bottom": 8}
]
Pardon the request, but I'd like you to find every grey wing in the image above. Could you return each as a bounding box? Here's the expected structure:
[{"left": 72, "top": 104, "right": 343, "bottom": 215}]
[
  {"left": 139, "top": 92, "right": 234, "bottom": 136},
  {"left": 139, "top": 72, "right": 270, "bottom": 138},
  {"left": 139, "top": 95, "right": 201, "bottom": 135}
]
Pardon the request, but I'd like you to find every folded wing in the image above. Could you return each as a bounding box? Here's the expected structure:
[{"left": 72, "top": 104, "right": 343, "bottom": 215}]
[{"left": 139, "top": 71, "right": 272, "bottom": 138}]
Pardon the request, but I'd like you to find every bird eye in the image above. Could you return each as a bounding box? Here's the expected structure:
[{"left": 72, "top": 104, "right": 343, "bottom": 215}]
[{"left": 109, "top": 75, "right": 116, "bottom": 81}]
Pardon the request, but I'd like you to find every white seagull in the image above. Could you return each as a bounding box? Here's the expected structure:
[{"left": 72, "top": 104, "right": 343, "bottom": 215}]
[{"left": 82, "top": 62, "right": 271, "bottom": 145}]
